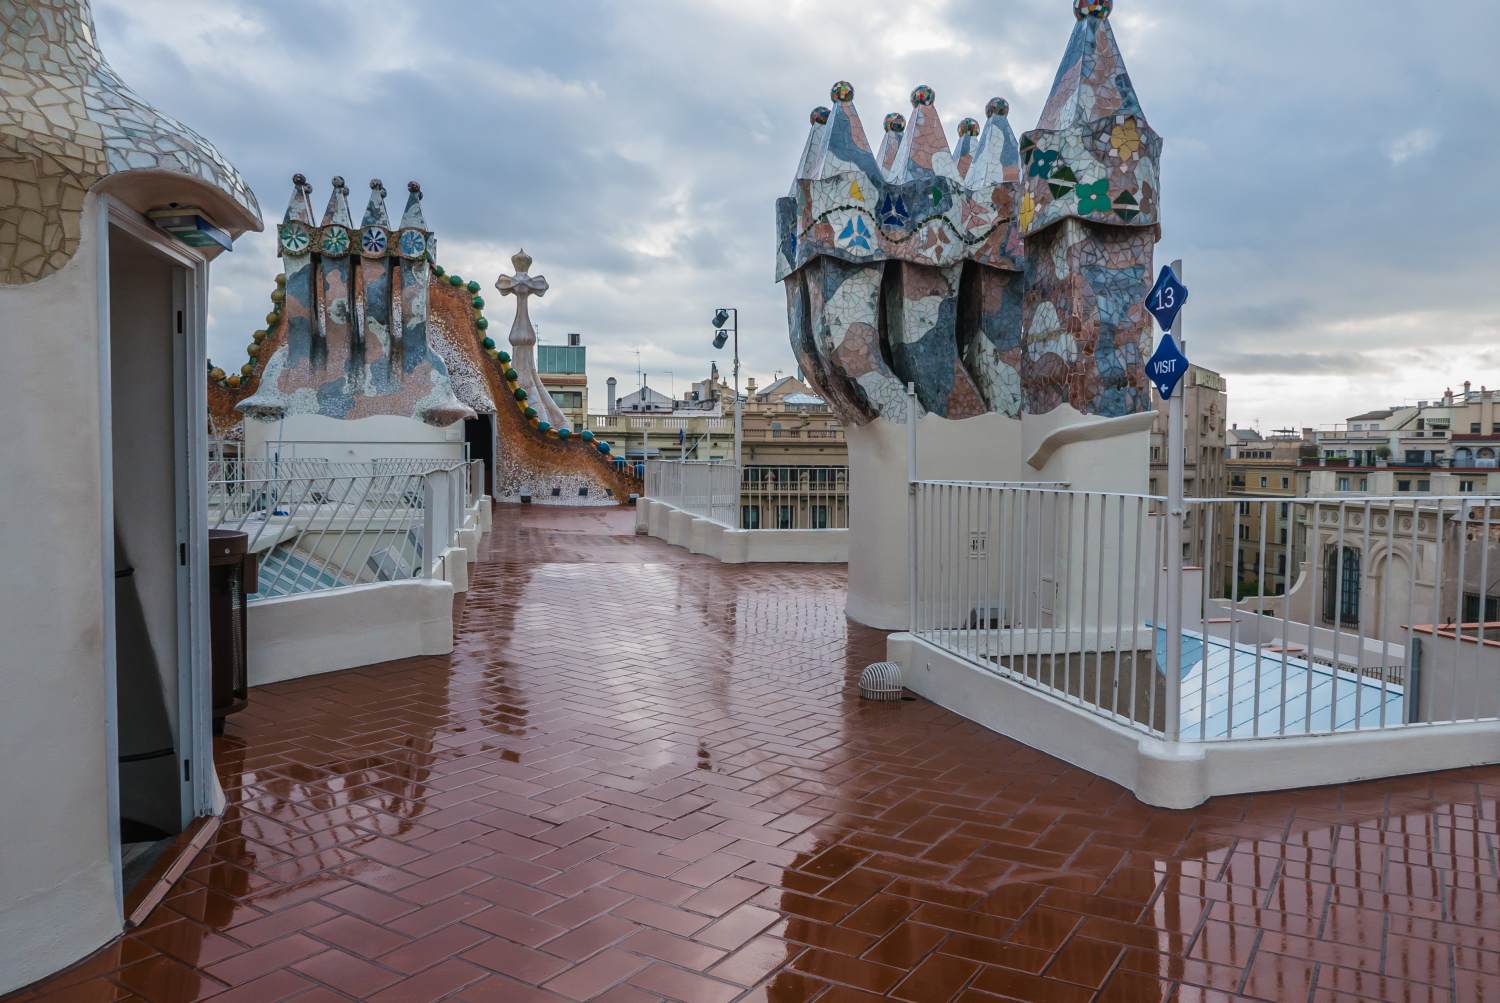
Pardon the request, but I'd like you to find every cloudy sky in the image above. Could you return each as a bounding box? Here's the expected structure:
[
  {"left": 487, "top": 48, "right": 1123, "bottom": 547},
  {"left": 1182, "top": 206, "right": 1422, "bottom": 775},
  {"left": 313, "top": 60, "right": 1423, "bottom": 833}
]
[{"left": 95, "top": 0, "right": 1497, "bottom": 431}]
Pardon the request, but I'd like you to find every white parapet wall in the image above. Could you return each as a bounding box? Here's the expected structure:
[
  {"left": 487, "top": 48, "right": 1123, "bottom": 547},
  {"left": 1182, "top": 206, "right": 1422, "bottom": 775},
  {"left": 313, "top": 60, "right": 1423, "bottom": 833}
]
[
  {"left": 888, "top": 631, "right": 1500, "bottom": 809},
  {"left": 249, "top": 578, "right": 456, "bottom": 686},
  {"left": 635, "top": 497, "right": 848, "bottom": 564}
]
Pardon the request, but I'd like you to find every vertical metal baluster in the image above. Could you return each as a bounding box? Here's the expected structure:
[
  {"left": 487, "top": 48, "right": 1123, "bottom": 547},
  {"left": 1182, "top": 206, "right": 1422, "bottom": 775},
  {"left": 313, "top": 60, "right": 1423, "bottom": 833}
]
[
  {"left": 1112, "top": 495, "right": 1126, "bottom": 719},
  {"left": 1449, "top": 500, "right": 1468, "bottom": 725},
  {"left": 1128, "top": 496, "right": 1145, "bottom": 729},
  {"left": 1253, "top": 501, "right": 1268, "bottom": 737},
  {"left": 1150, "top": 505, "right": 1164, "bottom": 735},
  {"left": 1475, "top": 502, "right": 1493, "bottom": 723},
  {"left": 1306, "top": 502, "right": 1321, "bottom": 734},
  {"left": 1329, "top": 506, "right": 1347, "bottom": 733},
  {"left": 986, "top": 485, "right": 996, "bottom": 668},
  {"left": 1228, "top": 500, "right": 1241, "bottom": 737},
  {"left": 1199, "top": 502, "right": 1215, "bottom": 740},
  {"left": 1278, "top": 500, "right": 1294, "bottom": 736},
  {"left": 1094, "top": 493, "right": 1108, "bottom": 713},
  {"left": 1035, "top": 491, "right": 1047, "bottom": 689},
  {"left": 1353, "top": 500, "right": 1372, "bottom": 730},
  {"left": 1048, "top": 491, "right": 1062, "bottom": 692},
  {"left": 1078, "top": 494, "right": 1091, "bottom": 707},
  {"left": 1057, "top": 492, "right": 1072, "bottom": 695},
  {"left": 1378, "top": 498, "right": 1395, "bottom": 727}
]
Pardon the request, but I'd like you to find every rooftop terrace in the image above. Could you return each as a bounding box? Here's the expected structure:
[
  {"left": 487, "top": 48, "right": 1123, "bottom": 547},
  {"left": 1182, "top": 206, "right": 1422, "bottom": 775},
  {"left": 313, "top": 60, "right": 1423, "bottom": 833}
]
[{"left": 10, "top": 505, "right": 1500, "bottom": 1002}]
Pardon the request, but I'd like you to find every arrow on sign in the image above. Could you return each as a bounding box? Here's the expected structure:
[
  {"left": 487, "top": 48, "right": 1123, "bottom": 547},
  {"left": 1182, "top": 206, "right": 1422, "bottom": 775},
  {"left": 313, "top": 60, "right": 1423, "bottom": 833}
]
[
  {"left": 1146, "top": 264, "right": 1189, "bottom": 332},
  {"left": 1147, "top": 332, "right": 1189, "bottom": 399}
]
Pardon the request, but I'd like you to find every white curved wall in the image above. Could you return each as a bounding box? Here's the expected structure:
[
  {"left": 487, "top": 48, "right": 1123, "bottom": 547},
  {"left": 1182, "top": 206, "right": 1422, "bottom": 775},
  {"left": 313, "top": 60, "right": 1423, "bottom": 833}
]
[
  {"left": 845, "top": 408, "right": 1151, "bottom": 629},
  {"left": 0, "top": 196, "right": 120, "bottom": 994}
]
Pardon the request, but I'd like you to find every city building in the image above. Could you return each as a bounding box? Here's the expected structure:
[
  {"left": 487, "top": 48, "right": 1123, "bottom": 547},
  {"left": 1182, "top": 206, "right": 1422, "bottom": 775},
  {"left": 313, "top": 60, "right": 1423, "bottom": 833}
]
[
  {"left": 537, "top": 332, "right": 588, "bottom": 430},
  {"left": 596, "top": 369, "right": 848, "bottom": 468},
  {"left": 1225, "top": 429, "right": 1312, "bottom": 595},
  {"left": 1149, "top": 364, "right": 1227, "bottom": 581}
]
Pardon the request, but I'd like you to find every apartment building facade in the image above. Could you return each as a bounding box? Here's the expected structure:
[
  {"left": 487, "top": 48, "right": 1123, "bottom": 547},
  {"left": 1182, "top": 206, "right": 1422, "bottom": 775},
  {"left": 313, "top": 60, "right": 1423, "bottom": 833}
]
[{"left": 1150, "top": 365, "right": 1229, "bottom": 586}]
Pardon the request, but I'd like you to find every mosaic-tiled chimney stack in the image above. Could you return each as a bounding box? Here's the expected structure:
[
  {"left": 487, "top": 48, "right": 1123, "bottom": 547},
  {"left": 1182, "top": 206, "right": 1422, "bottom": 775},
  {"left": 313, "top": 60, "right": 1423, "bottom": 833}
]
[
  {"left": 239, "top": 175, "right": 472, "bottom": 426},
  {"left": 775, "top": 0, "right": 1160, "bottom": 426},
  {"left": 961, "top": 97, "right": 1026, "bottom": 416},
  {"left": 1020, "top": 0, "right": 1160, "bottom": 416}
]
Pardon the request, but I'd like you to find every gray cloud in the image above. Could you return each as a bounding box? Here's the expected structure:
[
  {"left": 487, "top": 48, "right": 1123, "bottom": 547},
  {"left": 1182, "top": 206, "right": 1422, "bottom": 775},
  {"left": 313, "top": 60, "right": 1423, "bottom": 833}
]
[{"left": 92, "top": 0, "right": 1500, "bottom": 429}]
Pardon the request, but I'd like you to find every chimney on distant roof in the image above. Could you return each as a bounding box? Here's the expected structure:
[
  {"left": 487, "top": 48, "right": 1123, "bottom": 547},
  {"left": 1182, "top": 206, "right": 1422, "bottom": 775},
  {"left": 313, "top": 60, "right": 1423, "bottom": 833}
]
[{"left": 607, "top": 376, "right": 617, "bottom": 415}]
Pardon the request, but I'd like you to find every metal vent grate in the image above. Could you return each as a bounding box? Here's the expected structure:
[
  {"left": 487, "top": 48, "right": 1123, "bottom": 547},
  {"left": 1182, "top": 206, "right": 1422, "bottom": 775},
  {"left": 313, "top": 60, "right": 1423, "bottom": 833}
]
[{"left": 858, "top": 661, "right": 904, "bottom": 701}]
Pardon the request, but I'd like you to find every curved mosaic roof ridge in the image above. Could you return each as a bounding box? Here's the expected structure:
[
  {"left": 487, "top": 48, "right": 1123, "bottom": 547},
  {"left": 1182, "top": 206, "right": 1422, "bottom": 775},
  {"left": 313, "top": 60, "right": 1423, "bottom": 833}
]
[{"left": 0, "top": 0, "right": 262, "bottom": 283}]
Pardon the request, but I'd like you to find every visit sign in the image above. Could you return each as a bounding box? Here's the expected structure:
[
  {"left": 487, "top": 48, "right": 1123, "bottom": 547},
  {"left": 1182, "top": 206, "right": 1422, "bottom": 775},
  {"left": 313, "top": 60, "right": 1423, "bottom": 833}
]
[
  {"left": 1145, "top": 264, "right": 1188, "bottom": 332},
  {"left": 1148, "top": 332, "right": 1189, "bottom": 399}
]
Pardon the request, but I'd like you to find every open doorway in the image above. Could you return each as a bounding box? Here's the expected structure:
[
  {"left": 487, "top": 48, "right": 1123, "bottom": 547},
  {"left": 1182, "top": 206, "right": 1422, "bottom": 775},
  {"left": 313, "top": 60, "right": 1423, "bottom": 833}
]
[
  {"left": 101, "top": 206, "right": 213, "bottom": 905},
  {"left": 464, "top": 412, "right": 495, "bottom": 496}
]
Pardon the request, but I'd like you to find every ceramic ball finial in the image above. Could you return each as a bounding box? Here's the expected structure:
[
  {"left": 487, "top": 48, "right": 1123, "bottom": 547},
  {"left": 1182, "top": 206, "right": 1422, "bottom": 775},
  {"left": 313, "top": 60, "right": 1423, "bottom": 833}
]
[{"left": 1075, "top": 0, "right": 1112, "bottom": 19}]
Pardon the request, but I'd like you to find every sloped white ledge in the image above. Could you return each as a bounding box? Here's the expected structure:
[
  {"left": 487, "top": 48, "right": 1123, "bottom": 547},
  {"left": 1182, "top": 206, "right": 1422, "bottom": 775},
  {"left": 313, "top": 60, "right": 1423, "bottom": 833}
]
[
  {"left": 636, "top": 498, "right": 848, "bottom": 564},
  {"left": 888, "top": 632, "right": 1500, "bottom": 809}
]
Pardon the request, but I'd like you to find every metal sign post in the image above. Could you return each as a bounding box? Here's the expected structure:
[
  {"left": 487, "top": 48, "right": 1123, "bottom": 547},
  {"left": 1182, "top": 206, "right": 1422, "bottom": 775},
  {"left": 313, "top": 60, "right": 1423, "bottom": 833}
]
[
  {"left": 907, "top": 382, "right": 918, "bottom": 631},
  {"left": 1152, "top": 260, "right": 1189, "bottom": 742}
]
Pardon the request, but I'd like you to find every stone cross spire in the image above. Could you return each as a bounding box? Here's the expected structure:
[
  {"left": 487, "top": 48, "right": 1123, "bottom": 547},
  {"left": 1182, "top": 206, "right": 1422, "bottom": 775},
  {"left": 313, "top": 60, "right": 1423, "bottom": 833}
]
[{"left": 496, "top": 250, "right": 569, "bottom": 430}]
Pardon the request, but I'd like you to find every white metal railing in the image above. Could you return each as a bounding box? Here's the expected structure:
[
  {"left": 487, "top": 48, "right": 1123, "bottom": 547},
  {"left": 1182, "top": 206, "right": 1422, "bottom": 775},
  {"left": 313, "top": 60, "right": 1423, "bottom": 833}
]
[
  {"left": 210, "top": 460, "right": 475, "bottom": 599},
  {"left": 645, "top": 461, "right": 852, "bottom": 530},
  {"left": 644, "top": 460, "right": 739, "bottom": 526},
  {"left": 910, "top": 483, "right": 1500, "bottom": 744}
]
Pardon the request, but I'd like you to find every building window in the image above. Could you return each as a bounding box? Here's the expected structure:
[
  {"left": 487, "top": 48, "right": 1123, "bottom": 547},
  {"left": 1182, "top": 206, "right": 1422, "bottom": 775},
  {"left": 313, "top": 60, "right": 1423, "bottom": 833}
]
[
  {"left": 741, "top": 505, "right": 760, "bottom": 529},
  {"left": 1281, "top": 477, "right": 1289, "bottom": 489},
  {"left": 778, "top": 505, "right": 794, "bottom": 529},
  {"left": 1260, "top": 476, "right": 1268, "bottom": 488},
  {"left": 1493, "top": 423, "right": 1500, "bottom": 434},
  {"left": 1472, "top": 422, "right": 1482, "bottom": 433},
  {"left": 1359, "top": 478, "right": 1368, "bottom": 491},
  {"left": 1337, "top": 477, "right": 1350, "bottom": 491},
  {"left": 811, "top": 505, "right": 829, "bottom": 529},
  {"left": 1461, "top": 480, "right": 1476, "bottom": 492},
  {"left": 1322, "top": 546, "right": 1360, "bottom": 626},
  {"left": 1417, "top": 479, "right": 1430, "bottom": 491},
  {"left": 1463, "top": 593, "right": 1500, "bottom": 624},
  {"left": 1397, "top": 479, "right": 1411, "bottom": 491}
]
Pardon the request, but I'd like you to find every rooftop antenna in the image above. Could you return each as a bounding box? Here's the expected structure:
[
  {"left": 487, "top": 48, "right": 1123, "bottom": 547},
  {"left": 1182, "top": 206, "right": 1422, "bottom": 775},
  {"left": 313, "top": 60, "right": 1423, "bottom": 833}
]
[{"left": 635, "top": 347, "right": 642, "bottom": 389}]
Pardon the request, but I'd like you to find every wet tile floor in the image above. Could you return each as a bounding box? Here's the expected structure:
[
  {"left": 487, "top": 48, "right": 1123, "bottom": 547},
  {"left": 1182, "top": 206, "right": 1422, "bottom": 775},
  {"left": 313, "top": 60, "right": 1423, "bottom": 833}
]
[{"left": 10, "top": 504, "right": 1500, "bottom": 1002}]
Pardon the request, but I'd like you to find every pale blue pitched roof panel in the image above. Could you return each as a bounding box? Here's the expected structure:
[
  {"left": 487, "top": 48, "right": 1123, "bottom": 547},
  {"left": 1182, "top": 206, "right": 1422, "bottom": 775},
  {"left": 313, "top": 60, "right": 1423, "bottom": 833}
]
[{"left": 1153, "top": 627, "right": 1405, "bottom": 740}]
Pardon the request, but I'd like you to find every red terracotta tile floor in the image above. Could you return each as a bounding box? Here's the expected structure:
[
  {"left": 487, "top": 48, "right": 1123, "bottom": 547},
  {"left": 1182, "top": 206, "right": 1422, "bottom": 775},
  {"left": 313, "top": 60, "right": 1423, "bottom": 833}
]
[{"left": 11, "top": 504, "right": 1500, "bottom": 1002}]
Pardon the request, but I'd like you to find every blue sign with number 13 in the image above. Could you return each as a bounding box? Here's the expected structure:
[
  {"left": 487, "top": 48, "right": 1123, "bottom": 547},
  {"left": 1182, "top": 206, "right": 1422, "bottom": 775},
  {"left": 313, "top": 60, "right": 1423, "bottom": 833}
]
[{"left": 1146, "top": 265, "right": 1188, "bottom": 332}]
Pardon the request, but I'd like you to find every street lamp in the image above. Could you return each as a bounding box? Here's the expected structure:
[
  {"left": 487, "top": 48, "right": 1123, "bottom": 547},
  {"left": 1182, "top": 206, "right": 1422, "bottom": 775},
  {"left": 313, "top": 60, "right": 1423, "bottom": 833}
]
[{"left": 711, "top": 307, "right": 740, "bottom": 469}]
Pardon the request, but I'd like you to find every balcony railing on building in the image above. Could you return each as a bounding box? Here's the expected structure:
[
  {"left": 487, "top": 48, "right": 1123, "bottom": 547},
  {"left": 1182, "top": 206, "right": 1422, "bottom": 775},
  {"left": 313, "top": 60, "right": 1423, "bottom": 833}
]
[{"left": 909, "top": 482, "right": 1500, "bottom": 743}]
